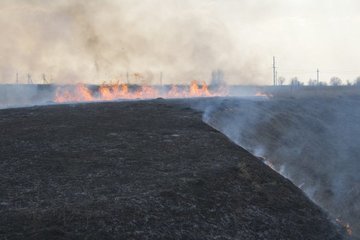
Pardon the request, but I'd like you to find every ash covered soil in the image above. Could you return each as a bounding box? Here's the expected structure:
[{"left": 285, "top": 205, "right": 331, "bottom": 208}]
[{"left": 0, "top": 99, "right": 343, "bottom": 239}]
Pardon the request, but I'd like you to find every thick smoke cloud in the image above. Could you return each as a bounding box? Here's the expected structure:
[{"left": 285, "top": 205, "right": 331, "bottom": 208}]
[
  {"left": 2, "top": 0, "right": 360, "bottom": 85},
  {"left": 0, "top": 0, "right": 260, "bottom": 84}
]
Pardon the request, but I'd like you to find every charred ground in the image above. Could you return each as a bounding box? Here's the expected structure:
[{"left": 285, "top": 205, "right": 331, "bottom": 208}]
[{"left": 0, "top": 99, "right": 344, "bottom": 239}]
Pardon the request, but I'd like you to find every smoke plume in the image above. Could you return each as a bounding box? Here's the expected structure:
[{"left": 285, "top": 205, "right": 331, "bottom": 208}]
[
  {"left": 194, "top": 94, "right": 360, "bottom": 237},
  {"left": 0, "top": 0, "right": 261, "bottom": 84}
]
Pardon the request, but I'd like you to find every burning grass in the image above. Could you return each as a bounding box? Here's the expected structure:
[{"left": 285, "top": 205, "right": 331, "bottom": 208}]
[{"left": 54, "top": 81, "right": 226, "bottom": 103}]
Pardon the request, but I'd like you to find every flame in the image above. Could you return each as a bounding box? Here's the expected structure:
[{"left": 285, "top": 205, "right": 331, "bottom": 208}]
[
  {"left": 55, "top": 83, "right": 93, "bottom": 103},
  {"left": 255, "top": 91, "right": 273, "bottom": 98},
  {"left": 54, "top": 81, "right": 225, "bottom": 103},
  {"left": 167, "top": 85, "right": 183, "bottom": 98},
  {"left": 98, "top": 82, "right": 133, "bottom": 100},
  {"left": 189, "top": 80, "right": 211, "bottom": 97},
  {"left": 336, "top": 218, "right": 352, "bottom": 236}
]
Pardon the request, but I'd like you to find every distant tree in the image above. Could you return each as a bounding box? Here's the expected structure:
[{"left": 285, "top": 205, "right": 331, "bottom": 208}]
[
  {"left": 308, "top": 79, "right": 317, "bottom": 86},
  {"left": 354, "top": 76, "right": 360, "bottom": 86},
  {"left": 330, "top": 77, "right": 342, "bottom": 86},
  {"left": 290, "top": 77, "right": 303, "bottom": 87},
  {"left": 346, "top": 80, "right": 352, "bottom": 86},
  {"left": 278, "top": 76, "right": 285, "bottom": 86},
  {"left": 318, "top": 81, "right": 328, "bottom": 86}
]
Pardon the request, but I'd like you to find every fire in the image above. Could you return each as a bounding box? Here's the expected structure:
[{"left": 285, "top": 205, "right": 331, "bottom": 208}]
[
  {"left": 55, "top": 83, "right": 93, "bottom": 103},
  {"left": 98, "top": 82, "right": 134, "bottom": 100},
  {"left": 255, "top": 91, "right": 273, "bottom": 98},
  {"left": 54, "top": 81, "right": 224, "bottom": 103},
  {"left": 336, "top": 218, "right": 352, "bottom": 236},
  {"left": 189, "top": 80, "right": 211, "bottom": 97},
  {"left": 167, "top": 85, "right": 183, "bottom": 98}
]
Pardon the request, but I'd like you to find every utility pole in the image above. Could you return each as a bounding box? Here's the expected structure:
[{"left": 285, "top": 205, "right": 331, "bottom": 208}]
[
  {"left": 126, "top": 72, "right": 129, "bottom": 84},
  {"left": 27, "top": 74, "right": 33, "bottom": 84},
  {"left": 273, "top": 56, "right": 276, "bottom": 86},
  {"left": 42, "top": 74, "right": 49, "bottom": 84},
  {"left": 16, "top": 72, "right": 19, "bottom": 84},
  {"left": 317, "top": 68, "right": 319, "bottom": 85}
]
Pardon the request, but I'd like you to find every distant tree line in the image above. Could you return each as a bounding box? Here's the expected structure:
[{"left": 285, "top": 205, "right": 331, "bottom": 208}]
[{"left": 276, "top": 76, "right": 360, "bottom": 87}]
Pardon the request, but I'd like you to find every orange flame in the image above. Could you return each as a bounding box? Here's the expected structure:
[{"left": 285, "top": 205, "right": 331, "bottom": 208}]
[
  {"left": 54, "top": 81, "right": 225, "bottom": 103},
  {"left": 55, "top": 83, "right": 93, "bottom": 103},
  {"left": 188, "top": 80, "right": 211, "bottom": 97}
]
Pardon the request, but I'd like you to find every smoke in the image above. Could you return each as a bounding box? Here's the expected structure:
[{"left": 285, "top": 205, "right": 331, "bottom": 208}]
[
  {"left": 0, "top": 0, "right": 262, "bottom": 85},
  {"left": 2, "top": 0, "right": 360, "bottom": 85},
  {"left": 193, "top": 94, "right": 360, "bottom": 237},
  {"left": 0, "top": 84, "right": 56, "bottom": 109}
]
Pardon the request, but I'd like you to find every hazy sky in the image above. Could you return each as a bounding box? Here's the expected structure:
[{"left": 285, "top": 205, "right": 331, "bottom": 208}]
[
  {"left": 0, "top": 0, "right": 359, "bottom": 85},
  {"left": 215, "top": 0, "right": 360, "bottom": 84}
]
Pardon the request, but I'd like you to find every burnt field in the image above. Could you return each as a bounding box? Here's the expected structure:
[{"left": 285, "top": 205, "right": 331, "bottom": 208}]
[
  {"left": 0, "top": 99, "right": 345, "bottom": 239},
  {"left": 191, "top": 94, "right": 360, "bottom": 239}
]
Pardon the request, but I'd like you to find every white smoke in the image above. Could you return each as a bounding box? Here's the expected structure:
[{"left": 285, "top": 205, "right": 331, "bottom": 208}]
[
  {"left": 193, "top": 93, "right": 360, "bottom": 237},
  {"left": 0, "top": 0, "right": 262, "bottom": 85}
]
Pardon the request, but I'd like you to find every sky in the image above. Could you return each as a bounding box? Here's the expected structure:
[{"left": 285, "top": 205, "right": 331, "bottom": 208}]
[
  {"left": 0, "top": 0, "right": 359, "bottom": 85},
  {"left": 216, "top": 0, "right": 360, "bottom": 84}
]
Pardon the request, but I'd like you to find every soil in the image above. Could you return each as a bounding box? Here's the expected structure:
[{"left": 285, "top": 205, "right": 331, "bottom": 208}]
[{"left": 0, "top": 99, "right": 344, "bottom": 239}]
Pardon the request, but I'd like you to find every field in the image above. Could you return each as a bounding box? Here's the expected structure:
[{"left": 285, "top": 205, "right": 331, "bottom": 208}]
[
  {"left": 0, "top": 99, "right": 344, "bottom": 239},
  {"left": 193, "top": 90, "right": 360, "bottom": 238}
]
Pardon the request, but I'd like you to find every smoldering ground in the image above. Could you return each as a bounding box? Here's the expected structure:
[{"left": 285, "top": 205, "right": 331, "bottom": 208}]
[
  {"left": 1, "top": 0, "right": 359, "bottom": 237},
  {"left": 192, "top": 93, "right": 360, "bottom": 237}
]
